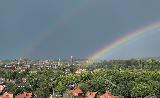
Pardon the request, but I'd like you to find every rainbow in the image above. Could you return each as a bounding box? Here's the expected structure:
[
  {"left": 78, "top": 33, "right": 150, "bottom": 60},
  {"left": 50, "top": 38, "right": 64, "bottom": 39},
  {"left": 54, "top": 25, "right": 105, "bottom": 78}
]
[
  {"left": 86, "top": 21, "right": 160, "bottom": 64},
  {"left": 18, "top": 1, "right": 97, "bottom": 58}
]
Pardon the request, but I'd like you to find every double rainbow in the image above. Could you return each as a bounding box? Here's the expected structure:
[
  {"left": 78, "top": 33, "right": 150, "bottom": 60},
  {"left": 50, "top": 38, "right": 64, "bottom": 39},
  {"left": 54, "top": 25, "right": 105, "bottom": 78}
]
[{"left": 86, "top": 22, "right": 160, "bottom": 64}]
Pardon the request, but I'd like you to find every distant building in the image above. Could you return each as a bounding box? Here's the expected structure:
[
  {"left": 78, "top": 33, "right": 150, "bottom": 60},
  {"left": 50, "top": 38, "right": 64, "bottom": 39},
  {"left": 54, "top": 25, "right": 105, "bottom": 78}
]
[
  {"left": 16, "top": 83, "right": 31, "bottom": 88},
  {"left": 23, "top": 64, "right": 31, "bottom": 68}
]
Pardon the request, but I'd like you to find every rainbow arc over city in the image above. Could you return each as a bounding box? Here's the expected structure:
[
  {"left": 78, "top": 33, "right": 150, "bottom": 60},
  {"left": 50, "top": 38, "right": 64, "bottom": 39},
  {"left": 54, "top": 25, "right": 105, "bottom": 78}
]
[{"left": 85, "top": 21, "right": 160, "bottom": 65}]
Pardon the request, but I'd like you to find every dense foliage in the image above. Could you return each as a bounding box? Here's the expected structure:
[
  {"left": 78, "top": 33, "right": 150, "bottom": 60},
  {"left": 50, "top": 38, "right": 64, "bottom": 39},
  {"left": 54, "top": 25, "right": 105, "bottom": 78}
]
[
  {"left": 55, "top": 69, "right": 160, "bottom": 97},
  {"left": 0, "top": 59, "right": 160, "bottom": 98}
]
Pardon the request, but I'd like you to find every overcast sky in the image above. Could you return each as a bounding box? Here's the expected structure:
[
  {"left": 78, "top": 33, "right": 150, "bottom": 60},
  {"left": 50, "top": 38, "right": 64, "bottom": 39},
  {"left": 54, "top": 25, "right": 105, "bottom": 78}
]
[{"left": 1, "top": 0, "right": 160, "bottom": 59}]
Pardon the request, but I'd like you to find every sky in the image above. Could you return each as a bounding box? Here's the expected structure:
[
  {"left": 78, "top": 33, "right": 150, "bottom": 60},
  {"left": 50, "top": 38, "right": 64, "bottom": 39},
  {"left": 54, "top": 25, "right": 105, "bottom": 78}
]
[{"left": 1, "top": 0, "right": 160, "bottom": 59}]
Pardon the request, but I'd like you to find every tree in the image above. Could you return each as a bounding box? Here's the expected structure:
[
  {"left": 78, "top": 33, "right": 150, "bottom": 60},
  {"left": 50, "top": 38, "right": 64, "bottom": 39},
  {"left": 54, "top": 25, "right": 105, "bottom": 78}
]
[{"left": 77, "top": 83, "right": 89, "bottom": 97}]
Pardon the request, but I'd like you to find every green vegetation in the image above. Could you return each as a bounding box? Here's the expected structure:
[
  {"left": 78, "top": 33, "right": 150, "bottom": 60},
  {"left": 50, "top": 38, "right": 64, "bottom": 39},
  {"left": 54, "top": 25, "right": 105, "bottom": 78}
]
[
  {"left": 55, "top": 69, "right": 160, "bottom": 97},
  {"left": 0, "top": 59, "right": 160, "bottom": 98}
]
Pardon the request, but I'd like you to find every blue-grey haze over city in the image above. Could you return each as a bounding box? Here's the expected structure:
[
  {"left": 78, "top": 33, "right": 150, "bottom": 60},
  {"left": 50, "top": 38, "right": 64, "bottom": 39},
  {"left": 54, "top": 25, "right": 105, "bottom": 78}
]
[{"left": 1, "top": 0, "right": 160, "bottom": 59}]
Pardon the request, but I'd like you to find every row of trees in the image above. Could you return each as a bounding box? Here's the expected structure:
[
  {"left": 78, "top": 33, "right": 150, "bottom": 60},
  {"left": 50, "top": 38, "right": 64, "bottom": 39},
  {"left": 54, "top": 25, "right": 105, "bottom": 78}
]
[{"left": 84, "top": 59, "right": 160, "bottom": 70}]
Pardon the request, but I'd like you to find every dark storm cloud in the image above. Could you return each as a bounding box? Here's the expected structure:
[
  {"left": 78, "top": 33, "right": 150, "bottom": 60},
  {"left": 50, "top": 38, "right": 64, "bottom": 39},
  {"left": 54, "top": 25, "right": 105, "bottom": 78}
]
[{"left": 0, "top": 0, "right": 160, "bottom": 59}]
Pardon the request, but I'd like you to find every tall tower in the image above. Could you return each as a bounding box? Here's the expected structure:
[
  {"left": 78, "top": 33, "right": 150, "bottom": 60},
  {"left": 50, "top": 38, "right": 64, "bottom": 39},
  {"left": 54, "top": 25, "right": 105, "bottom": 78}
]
[{"left": 70, "top": 56, "right": 73, "bottom": 66}]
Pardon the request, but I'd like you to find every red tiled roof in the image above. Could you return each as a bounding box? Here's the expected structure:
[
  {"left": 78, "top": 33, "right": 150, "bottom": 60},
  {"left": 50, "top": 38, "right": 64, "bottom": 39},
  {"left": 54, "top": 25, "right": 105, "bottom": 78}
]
[
  {"left": 100, "top": 91, "right": 115, "bottom": 98},
  {"left": 15, "top": 92, "right": 32, "bottom": 98},
  {"left": 69, "top": 89, "right": 83, "bottom": 96},
  {"left": 0, "top": 92, "right": 13, "bottom": 98},
  {"left": 86, "top": 92, "right": 97, "bottom": 98}
]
